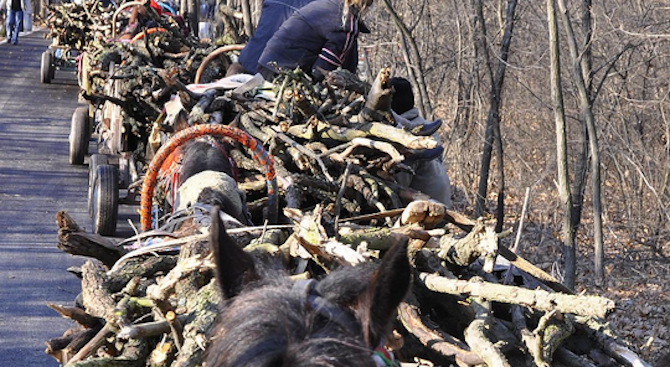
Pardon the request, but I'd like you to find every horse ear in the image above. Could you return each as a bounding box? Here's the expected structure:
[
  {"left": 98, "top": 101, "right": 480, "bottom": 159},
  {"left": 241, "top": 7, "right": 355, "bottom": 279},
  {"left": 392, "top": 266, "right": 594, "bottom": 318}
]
[
  {"left": 208, "top": 206, "right": 258, "bottom": 298},
  {"left": 367, "top": 238, "right": 411, "bottom": 345}
]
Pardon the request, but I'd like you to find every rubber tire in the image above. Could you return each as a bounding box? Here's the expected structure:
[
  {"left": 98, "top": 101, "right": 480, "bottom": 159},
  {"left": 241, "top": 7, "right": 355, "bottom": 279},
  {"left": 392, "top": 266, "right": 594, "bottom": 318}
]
[
  {"left": 92, "top": 164, "right": 119, "bottom": 236},
  {"left": 41, "top": 51, "right": 53, "bottom": 84},
  {"left": 88, "top": 154, "right": 109, "bottom": 216},
  {"left": 69, "top": 106, "right": 90, "bottom": 165}
]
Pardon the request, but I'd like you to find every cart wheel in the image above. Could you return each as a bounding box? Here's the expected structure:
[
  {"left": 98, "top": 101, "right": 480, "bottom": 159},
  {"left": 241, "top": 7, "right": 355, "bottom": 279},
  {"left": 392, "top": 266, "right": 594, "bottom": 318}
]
[
  {"left": 92, "top": 164, "right": 119, "bottom": 236},
  {"left": 88, "top": 154, "right": 109, "bottom": 216},
  {"left": 69, "top": 106, "right": 90, "bottom": 165},
  {"left": 41, "top": 51, "right": 53, "bottom": 84}
]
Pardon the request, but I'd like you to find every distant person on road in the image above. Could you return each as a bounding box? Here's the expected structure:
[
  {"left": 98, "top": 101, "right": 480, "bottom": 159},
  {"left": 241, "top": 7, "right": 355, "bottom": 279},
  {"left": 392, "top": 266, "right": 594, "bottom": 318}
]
[
  {"left": 391, "top": 77, "right": 453, "bottom": 207},
  {"left": 257, "top": 0, "right": 372, "bottom": 81},
  {"left": 0, "top": 0, "right": 30, "bottom": 45},
  {"left": 226, "top": 0, "right": 317, "bottom": 76}
]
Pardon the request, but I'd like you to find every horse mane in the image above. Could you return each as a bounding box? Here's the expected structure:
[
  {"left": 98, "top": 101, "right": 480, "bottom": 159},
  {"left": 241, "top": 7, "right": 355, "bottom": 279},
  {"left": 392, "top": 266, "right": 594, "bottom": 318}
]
[{"left": 180, "top": 138, "right": 234, "bottom": 182}]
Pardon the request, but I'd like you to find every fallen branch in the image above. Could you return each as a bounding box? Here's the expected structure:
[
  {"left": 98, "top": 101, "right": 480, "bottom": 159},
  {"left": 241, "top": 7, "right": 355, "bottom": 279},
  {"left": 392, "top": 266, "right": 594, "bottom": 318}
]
[
  {"left": 398, "top": 294, "right": 483, "bottom": 367},
  {"left": 418, "top": 273, "right": 615, "bottom": 318},
  {"left": 56, "top": 211, "right": 126, "bottom": 268}
]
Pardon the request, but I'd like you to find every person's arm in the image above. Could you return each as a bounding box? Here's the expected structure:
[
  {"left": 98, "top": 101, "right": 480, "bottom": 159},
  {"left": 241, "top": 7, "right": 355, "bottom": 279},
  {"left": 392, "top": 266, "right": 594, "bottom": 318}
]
[{"left": 311, "top": 10, "right": 359, "bottom": 76}]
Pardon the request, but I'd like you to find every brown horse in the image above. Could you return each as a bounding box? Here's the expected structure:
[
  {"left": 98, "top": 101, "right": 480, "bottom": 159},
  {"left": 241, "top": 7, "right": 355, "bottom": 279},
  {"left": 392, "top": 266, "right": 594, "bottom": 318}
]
[{"left": 205, "top": 208, "right": 411, "bottom": 367}]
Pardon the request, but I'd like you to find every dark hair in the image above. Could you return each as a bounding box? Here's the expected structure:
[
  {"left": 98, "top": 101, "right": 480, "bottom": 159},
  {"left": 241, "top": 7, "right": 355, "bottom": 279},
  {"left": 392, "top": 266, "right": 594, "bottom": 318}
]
[
  {"left": 390, "top": 77, "right": 414, "bottom": 114},
  {"left": 180, "top": 138, "right": 234, "bottom": 182}
]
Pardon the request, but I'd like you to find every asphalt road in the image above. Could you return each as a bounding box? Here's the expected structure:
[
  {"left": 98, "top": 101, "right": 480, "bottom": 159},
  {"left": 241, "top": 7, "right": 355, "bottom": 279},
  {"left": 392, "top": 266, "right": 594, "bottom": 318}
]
[{"left": 0, "top": 31, "right": 134, "bottom": 365}]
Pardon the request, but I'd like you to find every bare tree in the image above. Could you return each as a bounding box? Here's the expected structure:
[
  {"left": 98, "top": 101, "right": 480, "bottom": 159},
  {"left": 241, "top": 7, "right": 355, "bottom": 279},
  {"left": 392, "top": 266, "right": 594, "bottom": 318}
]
[
  {"left": 556, "top": 0, "right": 604, "bottom": 286},
  {"left": 547, "top": 0, "right": 576, "bottom": 290},
  {"left": 381, "top": 0, "right": 433, "bottom": 119},
  {"left": 471, "top": 0, "right": 518, "bottom": 233}
]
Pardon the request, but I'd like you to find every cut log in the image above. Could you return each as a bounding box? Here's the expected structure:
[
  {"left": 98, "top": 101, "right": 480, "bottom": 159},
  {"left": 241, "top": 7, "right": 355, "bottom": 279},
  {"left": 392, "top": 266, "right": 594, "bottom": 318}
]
[
  {"left": 80, "top": 260, "right": 117, "bottom": 323},
  {"left": 56, "top": 211, "right": 126, "bottom": 268},
  {"left": 463, "top": 298, "right": 511, "bottom": 367},
  {"left": 419, "top": 273, "right": 615, "bottom": 318},
  {"left": 48, "top": 303, "right": 102, "bottom": 328}
]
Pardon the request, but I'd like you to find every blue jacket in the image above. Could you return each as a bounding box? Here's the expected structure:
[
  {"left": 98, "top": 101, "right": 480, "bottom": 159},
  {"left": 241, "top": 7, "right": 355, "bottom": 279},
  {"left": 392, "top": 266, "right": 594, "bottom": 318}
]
[
  {"left": 238, "top": 0, "right": 316, "bottom": 74},
  {"left": 258, "top": 0, "right": 360, "bottom": 78}
]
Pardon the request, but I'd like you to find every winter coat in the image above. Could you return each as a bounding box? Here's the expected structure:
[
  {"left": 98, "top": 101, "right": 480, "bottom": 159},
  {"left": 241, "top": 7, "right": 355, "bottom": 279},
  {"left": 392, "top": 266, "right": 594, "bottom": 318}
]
[
  {"left": 238, "top": 0, "right": 316, "bottom": 74},
  {"left": 395, "top": 108, "right": 453, "bottom": 207},
  {"left": 258, "top": 0, "right": 360, "bottom": 78}
]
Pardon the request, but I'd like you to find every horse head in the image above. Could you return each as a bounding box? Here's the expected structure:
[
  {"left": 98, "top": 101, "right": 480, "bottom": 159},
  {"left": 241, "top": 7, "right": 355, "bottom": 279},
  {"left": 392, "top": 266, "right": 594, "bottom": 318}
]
[{"left": 205, "top": 208, "right": 411, "bottom": 367}]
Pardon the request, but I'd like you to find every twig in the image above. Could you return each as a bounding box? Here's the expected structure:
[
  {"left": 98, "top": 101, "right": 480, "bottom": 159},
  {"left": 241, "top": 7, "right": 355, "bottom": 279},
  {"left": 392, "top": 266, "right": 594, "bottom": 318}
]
[
  {"left": 334, "top": 162, "right": 353, "bottom": 240},
  {"left": 270, "top": 126, "right": 335, "bottom": 182},
  {"left": 503, "top": 187, "right": 531, "bottom": 285},
  {"left": 65, "top": 323, "right": 115, "bottom": 364}
]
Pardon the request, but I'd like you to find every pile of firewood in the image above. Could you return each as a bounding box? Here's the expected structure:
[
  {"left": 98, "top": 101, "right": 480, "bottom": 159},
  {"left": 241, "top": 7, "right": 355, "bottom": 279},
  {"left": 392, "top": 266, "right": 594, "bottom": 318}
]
[
  {"left": 157, "top": 67, "right": 442, "bottom": 221},
  {"left": 45, "top": 0, "right": 189, "bottom": 51},
  {"left": 49, "top": 203, "right": 650, "bottom": 367},
  {"left": 47, "top": 65, "right": 652, "bottom": 366},
  {"left": 45, "top": 0, "right": 118, "bottom": 50},
  {"left": 80, "top": 34, "right": 228, "bottom": 147}
]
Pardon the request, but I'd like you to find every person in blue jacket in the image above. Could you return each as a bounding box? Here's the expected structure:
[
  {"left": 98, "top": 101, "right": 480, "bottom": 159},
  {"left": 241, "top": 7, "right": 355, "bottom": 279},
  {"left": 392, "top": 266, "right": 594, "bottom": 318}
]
[
  {"left": 227, "top": 0, "right": 317, "bottom": 76},
  {"left": 0, "top": 0, "right": 30, "bottom": 45},
  {"left": 257, "top": 0, "right": 372, "bottom": 81}
]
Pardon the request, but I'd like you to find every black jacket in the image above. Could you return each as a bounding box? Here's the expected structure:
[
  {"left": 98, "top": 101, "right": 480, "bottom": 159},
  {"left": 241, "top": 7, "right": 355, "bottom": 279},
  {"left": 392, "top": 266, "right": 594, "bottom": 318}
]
[
  {"left": 238, "top": 0, "right": 316, "bottom": 74},
  {"left": 258, "top": 0, "right": 360, "bottom": 78}
]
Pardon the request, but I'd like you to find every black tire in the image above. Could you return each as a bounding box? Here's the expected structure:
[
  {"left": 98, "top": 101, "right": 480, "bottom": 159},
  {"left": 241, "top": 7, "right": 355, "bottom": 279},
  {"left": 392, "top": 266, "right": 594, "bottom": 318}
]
[
  {"left": 92, "top": 164, "right": 119, "bottom": 236},
  {"left": 40, "top": 51, "right": 53, "bottom": 84},
  {"left": 69, "top": 106, "right": 90, "bottom": 165},
  {"left": 88, "top": 154, "right": 109, "bottom": 216}
]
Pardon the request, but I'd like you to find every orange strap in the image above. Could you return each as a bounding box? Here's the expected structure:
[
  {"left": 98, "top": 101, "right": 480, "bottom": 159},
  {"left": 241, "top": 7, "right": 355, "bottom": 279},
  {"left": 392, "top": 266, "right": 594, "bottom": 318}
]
[{"left": 130, "top": 27, "right": 167, "bottom": 43}]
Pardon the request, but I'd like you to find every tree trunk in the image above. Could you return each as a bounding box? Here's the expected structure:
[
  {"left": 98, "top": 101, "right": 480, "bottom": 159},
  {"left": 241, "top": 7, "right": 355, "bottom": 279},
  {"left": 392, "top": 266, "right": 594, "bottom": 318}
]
[
  {"left": 570, "top": 0, "right": 594, "bottom": 240},
  {"left": 580, "top": 0, "right": 593, "bottom": 93},
  {"left": 381, "top": 0, "right": 433, "bottom": 119},
  {"left": 547, "top": 0, "right": 576, "bottom": 291},
  {"left": 556, "top": 0, "right": 604, "bottom": 287},
  {"left": 473, "top": 0, "right": 518, "bottom": 226},
  {"left": 180, "top": 0, "right": 187, "bottom": 17}
]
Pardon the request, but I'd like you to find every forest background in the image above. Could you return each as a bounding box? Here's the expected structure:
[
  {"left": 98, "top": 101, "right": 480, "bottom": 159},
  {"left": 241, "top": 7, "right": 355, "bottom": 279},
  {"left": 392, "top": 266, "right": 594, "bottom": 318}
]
[{"left": 356, "top": 1, "right": 669, "bottom": 363}]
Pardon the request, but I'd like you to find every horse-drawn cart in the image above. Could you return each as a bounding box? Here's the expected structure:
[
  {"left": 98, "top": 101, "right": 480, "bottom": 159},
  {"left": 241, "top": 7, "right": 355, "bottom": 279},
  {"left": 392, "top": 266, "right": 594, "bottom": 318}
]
[
  {"left": 62, "top": 0, "right": 192, "bottom": 236},
  {"left": 71, "top": 59, "right": 143, "bottom": 237},
  {"left": 40, "top": 42, "right": 81, "bottom": 84}
]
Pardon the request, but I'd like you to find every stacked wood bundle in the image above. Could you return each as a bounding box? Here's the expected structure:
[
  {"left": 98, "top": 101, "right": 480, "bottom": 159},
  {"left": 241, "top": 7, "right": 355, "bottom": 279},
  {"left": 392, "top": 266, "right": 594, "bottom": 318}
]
[
  {"left": 75, "top": 17, "right": 237, "bottom": 162},
  {"left": 156, "top": 67, "right": 441, "bottom": 221},
  {"left": 45, "top": 0, "right": 119, "bottom": 50},
  {"left": 47, "top": 67, "right": 652, "bottom": 366},
  {"left": 80, "top": 34, "right": 230, "bottom": 145}
]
